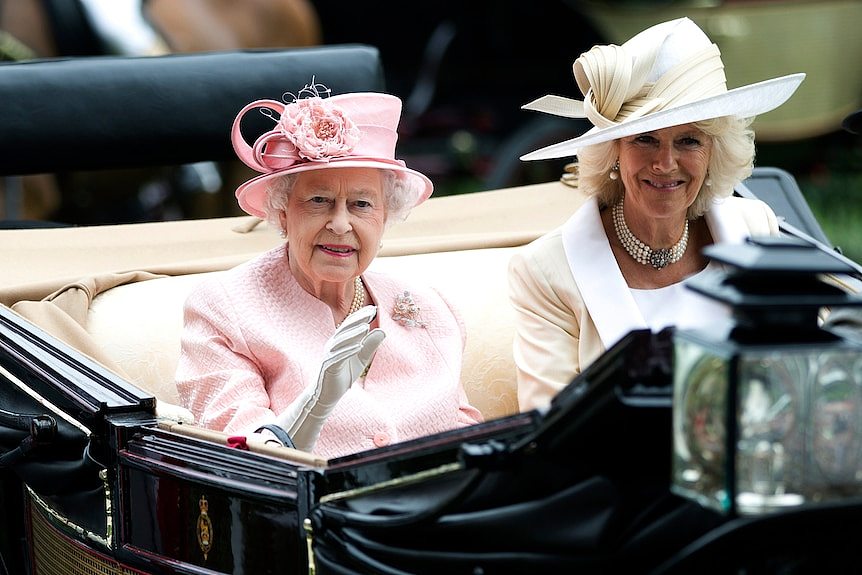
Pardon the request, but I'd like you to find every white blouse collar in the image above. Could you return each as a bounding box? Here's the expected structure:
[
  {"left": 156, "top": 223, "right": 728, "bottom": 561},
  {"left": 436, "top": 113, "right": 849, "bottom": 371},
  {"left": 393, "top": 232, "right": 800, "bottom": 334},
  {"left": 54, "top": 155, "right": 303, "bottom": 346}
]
[{"left": 561, "top": 196, "right": 749, "bottom": 348}]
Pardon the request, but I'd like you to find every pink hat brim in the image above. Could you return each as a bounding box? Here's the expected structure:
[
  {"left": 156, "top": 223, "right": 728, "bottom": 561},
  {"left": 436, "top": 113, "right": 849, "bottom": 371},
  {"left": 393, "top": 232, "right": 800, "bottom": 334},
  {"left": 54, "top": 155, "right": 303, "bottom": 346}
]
[{"left": 236, "top": 158, "right": 433, "bottom": 219}]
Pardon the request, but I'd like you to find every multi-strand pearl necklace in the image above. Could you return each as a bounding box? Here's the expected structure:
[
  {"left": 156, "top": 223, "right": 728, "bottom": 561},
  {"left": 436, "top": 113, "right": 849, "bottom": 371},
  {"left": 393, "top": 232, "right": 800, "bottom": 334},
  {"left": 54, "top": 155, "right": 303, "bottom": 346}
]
[
  {"left": 612, "top": 198, "right": 689, "bottom": 270},
  {"left": 347, "top": 276, "right": 365, "bottom": 316},
  {"left": 339, "top": 276, "right": 371, "bottom": 376},
  {"left": 336, "top": 277, "right": 366, "bottom": 326}
]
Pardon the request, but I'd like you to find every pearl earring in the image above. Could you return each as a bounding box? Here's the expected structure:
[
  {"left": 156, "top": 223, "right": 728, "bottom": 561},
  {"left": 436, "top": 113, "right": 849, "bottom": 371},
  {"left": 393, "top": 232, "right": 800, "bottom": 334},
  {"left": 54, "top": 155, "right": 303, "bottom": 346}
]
[
  {"left": 279, "top": 229, "right": 287, "bottom": 239},
  {"left": 705, "top": 172, "right": 712, "bottom": 187},
  {"left": 609, "top": 159, "right": 620, "bottom": 181}
]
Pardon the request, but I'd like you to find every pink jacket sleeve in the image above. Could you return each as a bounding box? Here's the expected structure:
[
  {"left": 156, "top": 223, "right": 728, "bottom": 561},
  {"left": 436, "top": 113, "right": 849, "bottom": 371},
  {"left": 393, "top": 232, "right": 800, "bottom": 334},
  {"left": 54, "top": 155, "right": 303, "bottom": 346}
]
[{"left": 175, "top": 280, "right": 276, "bottom": 434}]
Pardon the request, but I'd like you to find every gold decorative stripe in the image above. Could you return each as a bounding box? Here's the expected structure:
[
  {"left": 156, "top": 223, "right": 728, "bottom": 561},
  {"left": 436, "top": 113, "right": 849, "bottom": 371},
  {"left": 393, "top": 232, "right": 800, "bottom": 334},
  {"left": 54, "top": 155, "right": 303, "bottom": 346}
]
[
  {"left": 28, "top": 486, "right": 111, "bottom": 549},
  {"left": 319, "top": 462, "right": 462, "bottom": 504},
  {"left": 304, "top": 517, "right": 316, "bottom": 575},
  {"left": 30, "top": 497, "right": 139, "bottom": 575}
]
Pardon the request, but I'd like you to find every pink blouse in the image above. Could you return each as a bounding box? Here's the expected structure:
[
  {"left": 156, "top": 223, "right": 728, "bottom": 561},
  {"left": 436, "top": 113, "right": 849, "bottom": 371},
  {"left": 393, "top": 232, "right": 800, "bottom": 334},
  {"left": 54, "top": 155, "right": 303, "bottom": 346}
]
[{"left": 176, "top": 245, "right": 482, "bottom": 459}]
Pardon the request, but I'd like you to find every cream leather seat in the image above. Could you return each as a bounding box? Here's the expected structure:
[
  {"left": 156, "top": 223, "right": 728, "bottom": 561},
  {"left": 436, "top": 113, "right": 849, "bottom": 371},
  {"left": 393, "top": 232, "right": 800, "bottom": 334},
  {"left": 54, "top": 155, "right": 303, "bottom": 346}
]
[{"left": 85, "top": 247, "right": 520, "bottom": 422}]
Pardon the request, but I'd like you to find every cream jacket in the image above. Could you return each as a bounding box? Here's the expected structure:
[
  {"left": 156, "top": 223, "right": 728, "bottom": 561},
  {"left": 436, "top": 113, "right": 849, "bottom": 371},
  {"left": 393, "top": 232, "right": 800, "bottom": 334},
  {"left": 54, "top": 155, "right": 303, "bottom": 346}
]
[{"left": 509, "top": 195, "right": 779, "bottom": 411}]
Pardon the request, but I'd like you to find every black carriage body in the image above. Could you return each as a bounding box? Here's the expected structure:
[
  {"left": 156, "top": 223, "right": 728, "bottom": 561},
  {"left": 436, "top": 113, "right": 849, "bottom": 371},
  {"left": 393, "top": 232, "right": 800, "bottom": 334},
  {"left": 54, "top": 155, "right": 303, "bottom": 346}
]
[
  {"left": 0, "top": 304, "right": 542, "bottom": 574},
  {"left": 0, "top": 303, "right": 307, "bottom": 574},
  {"left": 116, "top": 430, "right": 314, "bottom": 574},
  {"left": 5, "top": 283, "right": 862, "bottom": 574},
  {"left": 0, "top": 296, "right": 676, "bottom": 574}
]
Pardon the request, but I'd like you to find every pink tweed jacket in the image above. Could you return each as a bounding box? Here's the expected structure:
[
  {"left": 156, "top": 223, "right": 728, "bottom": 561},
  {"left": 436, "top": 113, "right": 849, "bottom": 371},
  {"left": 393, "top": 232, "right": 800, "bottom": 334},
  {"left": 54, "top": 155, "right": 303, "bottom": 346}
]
[{"left": 175, "top": 245, "right": 483, "bottom": 459}]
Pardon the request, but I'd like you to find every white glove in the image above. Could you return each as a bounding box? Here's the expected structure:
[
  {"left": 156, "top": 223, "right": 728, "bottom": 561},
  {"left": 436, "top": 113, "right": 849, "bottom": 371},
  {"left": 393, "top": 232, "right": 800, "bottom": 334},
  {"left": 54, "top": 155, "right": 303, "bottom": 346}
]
[{"left": 273, "top": 305, "right": 385, "bottom": 452}]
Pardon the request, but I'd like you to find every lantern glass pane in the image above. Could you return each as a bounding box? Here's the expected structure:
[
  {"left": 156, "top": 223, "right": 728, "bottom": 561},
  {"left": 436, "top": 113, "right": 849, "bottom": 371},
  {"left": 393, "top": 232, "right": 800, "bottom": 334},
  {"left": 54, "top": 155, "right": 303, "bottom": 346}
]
[
  {"left": 736, "top": 352, "right": 806, "bottom": 513},
  {"left": 672, "top": 339, "right": 731, "bottom": 513},
  {"left": 735, "top": 347, "right": 862, "bottom": 514}
]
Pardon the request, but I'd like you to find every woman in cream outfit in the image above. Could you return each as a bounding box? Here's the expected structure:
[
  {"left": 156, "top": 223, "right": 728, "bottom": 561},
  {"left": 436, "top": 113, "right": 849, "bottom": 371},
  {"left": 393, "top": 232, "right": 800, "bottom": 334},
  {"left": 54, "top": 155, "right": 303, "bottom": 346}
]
[{"left": 509, "top": 18, "right": 805, "bottom": 411}]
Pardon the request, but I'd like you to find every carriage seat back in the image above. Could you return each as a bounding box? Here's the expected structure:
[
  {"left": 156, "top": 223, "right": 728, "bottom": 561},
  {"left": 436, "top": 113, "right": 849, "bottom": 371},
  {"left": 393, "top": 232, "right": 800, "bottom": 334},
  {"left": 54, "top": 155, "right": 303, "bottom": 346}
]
[{"left": 85, "top": 246, "right": 522, "bottom": 422}]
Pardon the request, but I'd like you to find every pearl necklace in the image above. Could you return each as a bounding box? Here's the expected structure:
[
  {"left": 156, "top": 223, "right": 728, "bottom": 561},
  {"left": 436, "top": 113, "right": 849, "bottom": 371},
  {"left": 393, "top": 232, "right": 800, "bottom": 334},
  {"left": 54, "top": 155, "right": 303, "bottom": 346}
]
[
  {"left": 612, "top": 199, "right": 689, "bottom": 270},
  {"left": 346, "top": 276, "right": 365, "bottom": 317}
]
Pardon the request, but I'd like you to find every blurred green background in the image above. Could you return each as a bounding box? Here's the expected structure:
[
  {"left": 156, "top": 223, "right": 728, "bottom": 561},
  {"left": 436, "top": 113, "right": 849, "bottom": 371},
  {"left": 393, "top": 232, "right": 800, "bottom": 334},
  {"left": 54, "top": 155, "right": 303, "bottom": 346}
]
[{"left": 759, "top": 133, "right": 862, "bottom": 261}]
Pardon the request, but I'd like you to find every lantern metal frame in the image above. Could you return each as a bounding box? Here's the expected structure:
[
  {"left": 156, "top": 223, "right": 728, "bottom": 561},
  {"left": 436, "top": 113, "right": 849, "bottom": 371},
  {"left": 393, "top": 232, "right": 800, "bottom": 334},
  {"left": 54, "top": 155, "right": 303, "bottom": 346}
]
[{"left": 672, "top": 235, "right": 862, "bottom": 516}]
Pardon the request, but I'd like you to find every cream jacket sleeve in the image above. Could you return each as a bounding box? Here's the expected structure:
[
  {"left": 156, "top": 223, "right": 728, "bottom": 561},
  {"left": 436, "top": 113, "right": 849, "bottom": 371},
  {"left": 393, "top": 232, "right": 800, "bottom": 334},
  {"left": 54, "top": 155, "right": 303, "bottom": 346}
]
[
  {"left": 508, "top": 228, "right": 605, "bottom": 411},
  {"left": 509, "top": 195, "right": 780, "bottom": 412}
]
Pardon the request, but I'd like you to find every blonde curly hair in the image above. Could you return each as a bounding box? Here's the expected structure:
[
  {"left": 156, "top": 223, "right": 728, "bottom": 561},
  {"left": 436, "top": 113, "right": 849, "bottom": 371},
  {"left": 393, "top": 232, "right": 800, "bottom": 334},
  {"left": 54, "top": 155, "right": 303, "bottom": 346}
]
[{"left": 575, "top": 116, "right": 756, "bottom": 219}]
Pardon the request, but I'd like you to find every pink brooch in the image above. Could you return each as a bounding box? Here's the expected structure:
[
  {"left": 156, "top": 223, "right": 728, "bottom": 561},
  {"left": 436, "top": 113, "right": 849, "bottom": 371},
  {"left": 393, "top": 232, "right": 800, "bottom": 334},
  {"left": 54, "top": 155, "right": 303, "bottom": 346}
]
[
  {"left": 393, "top": 291, "right": 427, "bottom": 328},
  {"left": 279, "top": 84, "right": 360, "bottom": 161}
]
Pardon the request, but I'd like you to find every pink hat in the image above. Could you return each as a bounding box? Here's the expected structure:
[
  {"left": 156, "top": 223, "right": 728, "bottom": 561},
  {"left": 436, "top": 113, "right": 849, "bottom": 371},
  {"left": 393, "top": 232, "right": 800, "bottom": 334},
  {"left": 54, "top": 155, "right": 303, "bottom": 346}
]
[{"left": 231, "top": 85, "right": 433, "bottom": 219}]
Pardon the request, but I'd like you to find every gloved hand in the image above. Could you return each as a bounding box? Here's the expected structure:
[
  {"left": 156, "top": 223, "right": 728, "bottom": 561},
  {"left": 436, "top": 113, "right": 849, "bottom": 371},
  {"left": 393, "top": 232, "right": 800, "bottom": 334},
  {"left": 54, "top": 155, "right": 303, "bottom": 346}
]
[{"left": 272, "top": 305, "right": 385, "bottom": 452}]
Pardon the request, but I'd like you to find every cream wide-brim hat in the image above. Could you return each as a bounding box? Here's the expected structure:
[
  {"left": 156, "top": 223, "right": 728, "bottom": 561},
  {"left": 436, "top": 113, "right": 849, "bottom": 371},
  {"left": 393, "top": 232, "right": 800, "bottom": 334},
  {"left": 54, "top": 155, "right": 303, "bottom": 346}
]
[{"left": 520, "top": 17, "right": 805, "bottom": 161}]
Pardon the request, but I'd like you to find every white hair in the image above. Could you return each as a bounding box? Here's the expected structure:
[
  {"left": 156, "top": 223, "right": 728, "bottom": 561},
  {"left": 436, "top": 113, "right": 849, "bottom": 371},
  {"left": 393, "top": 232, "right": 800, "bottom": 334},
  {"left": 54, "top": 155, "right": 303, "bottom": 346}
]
[{"left": 261, "top": 168, "right": 416, "bottom": 231}]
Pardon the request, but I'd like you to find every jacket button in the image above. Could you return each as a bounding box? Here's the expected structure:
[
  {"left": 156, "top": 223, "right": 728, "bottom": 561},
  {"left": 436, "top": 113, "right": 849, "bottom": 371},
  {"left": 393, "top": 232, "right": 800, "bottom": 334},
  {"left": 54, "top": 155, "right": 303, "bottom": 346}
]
[{"left": 372, "top": 432, "right": 390, "bottom": 447}]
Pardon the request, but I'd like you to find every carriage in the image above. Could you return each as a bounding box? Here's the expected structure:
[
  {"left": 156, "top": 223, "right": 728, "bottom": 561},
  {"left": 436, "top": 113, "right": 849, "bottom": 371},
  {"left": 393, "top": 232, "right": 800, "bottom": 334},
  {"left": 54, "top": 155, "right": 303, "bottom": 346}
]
[{"left": 1, "top": 43, "right": 861, "bottom": 575}]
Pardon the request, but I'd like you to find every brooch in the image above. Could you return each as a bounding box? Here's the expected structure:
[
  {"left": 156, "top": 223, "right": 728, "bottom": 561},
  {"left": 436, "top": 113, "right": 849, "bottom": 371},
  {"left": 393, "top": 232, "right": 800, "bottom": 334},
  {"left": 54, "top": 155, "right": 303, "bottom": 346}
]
[{"left": 392, "top": 291, "right": 427, "bottom": 328}]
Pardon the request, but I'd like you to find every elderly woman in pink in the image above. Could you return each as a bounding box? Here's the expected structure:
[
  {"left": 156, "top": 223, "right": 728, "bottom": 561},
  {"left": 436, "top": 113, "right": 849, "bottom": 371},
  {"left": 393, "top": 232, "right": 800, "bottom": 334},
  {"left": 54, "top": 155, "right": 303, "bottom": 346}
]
[{"left": 176, "top": 82, "right": 482, "bottom": 458}]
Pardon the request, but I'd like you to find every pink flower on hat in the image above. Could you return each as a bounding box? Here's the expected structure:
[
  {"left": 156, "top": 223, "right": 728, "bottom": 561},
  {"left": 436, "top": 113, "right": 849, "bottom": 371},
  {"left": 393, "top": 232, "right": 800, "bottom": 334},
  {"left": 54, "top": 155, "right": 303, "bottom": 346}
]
[{"left": 279, "top": 97, "right": 361, "bottom": 161}]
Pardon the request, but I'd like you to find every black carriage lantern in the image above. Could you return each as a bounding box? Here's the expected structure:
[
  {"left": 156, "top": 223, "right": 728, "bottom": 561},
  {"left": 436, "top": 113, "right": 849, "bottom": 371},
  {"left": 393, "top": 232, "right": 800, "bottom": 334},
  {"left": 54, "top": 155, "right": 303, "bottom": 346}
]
[{"left": 672, "top": 236, "right": 862, "bottom": 516}]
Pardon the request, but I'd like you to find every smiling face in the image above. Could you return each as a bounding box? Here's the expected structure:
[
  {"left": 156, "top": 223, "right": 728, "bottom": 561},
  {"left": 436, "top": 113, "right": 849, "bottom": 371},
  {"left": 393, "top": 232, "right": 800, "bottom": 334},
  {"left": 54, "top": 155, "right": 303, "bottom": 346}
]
[
  {"left": 281, "top": 167, "right": 387, "bottom": 293},
  {"left": 617, "top": 123, "right": 713, "bottom": 223}
]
